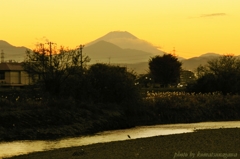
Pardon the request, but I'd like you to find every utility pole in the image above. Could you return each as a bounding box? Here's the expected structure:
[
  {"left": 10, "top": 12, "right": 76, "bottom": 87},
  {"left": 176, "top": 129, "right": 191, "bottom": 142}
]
[
  {"left": 1, "top": 50, "right": 4, "bottom": 63},
  {"left": 172, "top": 47, "right": 176, "bottom": 56},
  {"left": 46, "top": 41, "right": 55, "bottom": 68},
  {"left": 46, "top": 41, "right": 56, "bottom": 76},
  {"left": 39, "top": 43, "right": 46, "bottom": 79},
  {"left": 79, "top": 44, "right": 84, "bottom": 69}
]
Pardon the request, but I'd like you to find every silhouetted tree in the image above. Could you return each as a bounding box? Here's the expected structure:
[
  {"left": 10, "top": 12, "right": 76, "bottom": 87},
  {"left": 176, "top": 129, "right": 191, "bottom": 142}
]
[
  {"left": 23, "top": 45, "right": 90, "bottom": 96},
  {"left": 191, "top": 55, "right": 240, "bottom": 94},
  {"left": 149, "top": 54, "right": 182, "bottom": 87},
  {"left": 87, "top": 63, "right": 140, "bottom": 104}
]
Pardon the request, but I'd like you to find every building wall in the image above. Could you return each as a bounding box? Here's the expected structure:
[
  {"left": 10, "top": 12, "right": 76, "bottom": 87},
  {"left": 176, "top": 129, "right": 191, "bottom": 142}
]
[
  {"left": 0, "top": 63, "right": 36, "bottom": 87},
  {"left": 10, "top": 71, "right": 20, "bottom": 84},
  {"left": 0, "top": 71, "right": 33, "bottom": 86},
  {"left": 11, "top": 71, "right": 34, "bottom": 85},
  {"left": 5, "top": 72, "right": 10, "bottom": 84}
]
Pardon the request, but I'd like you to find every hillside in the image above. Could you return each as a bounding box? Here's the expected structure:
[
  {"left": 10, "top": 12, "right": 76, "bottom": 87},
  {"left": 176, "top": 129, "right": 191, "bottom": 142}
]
[
  {"left": 0, "top": 40, "right": 28, "bottom": 62},
  {"left": 87, "top": 31, "right": 165, "bottom": 55},
  {"left": 84, "top": 40, "right": 154, "bottom": 63},
  {"left": 181, "top": 54, "right": 220, "bottom": 71},
  {"left": 125, "top": 53, "right": 221, "bottom": 74}
]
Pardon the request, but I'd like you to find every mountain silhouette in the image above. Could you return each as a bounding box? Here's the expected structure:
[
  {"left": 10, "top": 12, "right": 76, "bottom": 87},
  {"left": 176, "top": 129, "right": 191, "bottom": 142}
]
[
  {"left": 93, "top": 31, "right": 138, "bottom": 40},
  {"left": 0, "top": 40, "right": 12, "bottom": 47},
  {"left": 87, "top": 31, "right": 165, "bottom": 55},
  {"left": 181, "top": 54, "right": 220, "bottom": 71},
  {"left": 84, "top": 40, "right": 153, "bottom": 63},
  {"left": 128, "top": 53, "right": 221, "bottom": 74},
  {"left": 0, "top": 32, "right": 227, "bottom": 74},
  {"left": 199, "top": 52, "right": 221, "bottom": 58},
  {"left": 0, "top": 40, "right": 29, "bottom": 62}
]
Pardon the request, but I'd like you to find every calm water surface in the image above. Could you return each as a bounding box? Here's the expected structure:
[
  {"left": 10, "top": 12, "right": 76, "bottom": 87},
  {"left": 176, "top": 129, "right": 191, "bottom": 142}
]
[{"left": 0, "top": 121, "right": 239, "bottom": 158}]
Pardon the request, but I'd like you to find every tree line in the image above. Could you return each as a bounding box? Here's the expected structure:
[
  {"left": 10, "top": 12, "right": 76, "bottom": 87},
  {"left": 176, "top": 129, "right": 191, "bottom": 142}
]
[
  {"left": 1, "top": 44, "right": 239, "bottom": 141},
  {"left": 144, "top": 53, "right": 240, "bottom": 95},
  {"left": 23, "top": 45, "right": 140, "bottom": 104},
  {"left": 23, "top": 44, "right": 240, "bottom": 104},
  {"left": 190, "top": 55, "right": 240, "bottom": 94}
]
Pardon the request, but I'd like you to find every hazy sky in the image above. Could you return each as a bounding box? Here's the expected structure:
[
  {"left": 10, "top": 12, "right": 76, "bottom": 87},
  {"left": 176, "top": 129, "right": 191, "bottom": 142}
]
[{"left": 1, "top": 0, "right": 240, "bottom": 58}]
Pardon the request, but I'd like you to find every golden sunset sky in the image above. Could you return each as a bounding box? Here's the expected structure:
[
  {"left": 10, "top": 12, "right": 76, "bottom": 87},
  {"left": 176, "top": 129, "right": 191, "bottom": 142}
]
[{"left": 1, "top": 0, "right": 240, "bottom": 58}]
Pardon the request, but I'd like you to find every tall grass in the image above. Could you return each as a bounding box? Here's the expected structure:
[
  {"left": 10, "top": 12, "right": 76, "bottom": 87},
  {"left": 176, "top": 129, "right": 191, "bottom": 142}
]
[
  {"left": 1, "top": 90, "right": 240, "bottom": 141},
  {"left": 0, "top": 91, "right": 133, "bottom": 141},
  {"left": 144, "top": 91, "right": 240, "bottom": 123}
]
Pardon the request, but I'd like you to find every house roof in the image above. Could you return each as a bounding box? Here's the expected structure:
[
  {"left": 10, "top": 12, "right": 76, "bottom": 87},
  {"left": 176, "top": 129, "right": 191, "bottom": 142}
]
[{"left": 0, "top": 62, "right": 24, "bottom": 71}]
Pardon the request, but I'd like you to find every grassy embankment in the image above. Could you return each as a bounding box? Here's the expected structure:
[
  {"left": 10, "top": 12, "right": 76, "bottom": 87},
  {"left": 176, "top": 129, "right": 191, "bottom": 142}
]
[
  {"left": 8, "top": 128, "right": 240, "bottom": 159},
  {"left": 0, "top": 90, "right": 240, "bottom": 141}
]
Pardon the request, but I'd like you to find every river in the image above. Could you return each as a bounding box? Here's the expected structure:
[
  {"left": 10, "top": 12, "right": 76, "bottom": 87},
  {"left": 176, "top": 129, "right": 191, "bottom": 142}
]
[{"left": 0, "top": 121, "right": 239, "bottom": 158}]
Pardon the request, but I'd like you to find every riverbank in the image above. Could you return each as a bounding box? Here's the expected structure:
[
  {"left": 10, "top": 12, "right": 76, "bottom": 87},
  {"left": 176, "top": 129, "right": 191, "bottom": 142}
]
[
  {"left": 1, "top": 91, "right": 240, "bottom": 142},
  {"left": 8, "top": 128, "right": 240, "bottom": 159}
]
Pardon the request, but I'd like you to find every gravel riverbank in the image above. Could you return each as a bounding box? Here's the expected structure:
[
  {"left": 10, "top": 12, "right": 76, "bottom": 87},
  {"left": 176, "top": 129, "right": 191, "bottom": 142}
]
[{"left": 8, "top": 128, "right": 240, "bottom": 159}]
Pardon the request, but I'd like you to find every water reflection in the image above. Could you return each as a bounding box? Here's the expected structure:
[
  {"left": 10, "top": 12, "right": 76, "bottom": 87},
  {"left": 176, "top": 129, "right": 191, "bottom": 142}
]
[{"left": 0, "top": 121, "right": 239, "bottom": 158}]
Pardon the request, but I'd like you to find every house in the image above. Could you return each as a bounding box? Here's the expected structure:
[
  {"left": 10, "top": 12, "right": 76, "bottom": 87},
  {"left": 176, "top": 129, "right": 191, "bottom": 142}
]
[{"left": 0, "top": 62, "right": 33, "bottom": 88}]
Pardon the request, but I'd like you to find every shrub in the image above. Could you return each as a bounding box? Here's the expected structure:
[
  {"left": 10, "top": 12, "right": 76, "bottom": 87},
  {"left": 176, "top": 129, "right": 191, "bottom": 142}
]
[{"left": 86, "top": 63, "right": 141, "bottom": 104}]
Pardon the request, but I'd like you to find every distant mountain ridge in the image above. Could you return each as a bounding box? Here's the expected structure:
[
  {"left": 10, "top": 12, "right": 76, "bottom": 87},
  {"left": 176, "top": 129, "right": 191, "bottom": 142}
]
[
  {"left": 0, "top": 31, "right": 231, "bottom": 74},
  {"left": 85, "top": 40, "right": 153, "bottom": 63},
  {"left": 87, "top": 31, "right": 165, "bottom": 55},
  {"left": 123, "top": 52, "right": 223, "bottom": 74},
  {"left": 0, "top": 40, "right": 29, "bottom": 62},
  {"left": 199, "top": 52, "right": 221, "bottom": 57}
]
